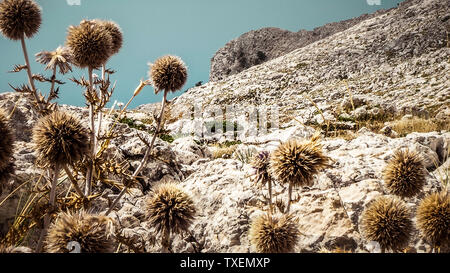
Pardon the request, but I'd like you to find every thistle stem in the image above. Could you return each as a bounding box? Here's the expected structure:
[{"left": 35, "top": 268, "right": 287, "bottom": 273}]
[
  {"left": 85, "top": 67, "right": 95, "bottom": 197},
  {"left": 96, "top": 65, "right": 106, "bottom": 148},
  {"left": 36, "top": 163, "right": 60, "bottom": 253},
  {"left": 105, "top": 90, "right": 168, "bottom": 216},
  {"left": 49, "top": 65, "right": 57, "bottom": 96},
  {"left": 161, "top": 229, "right": 171, "bottom": 253},
  {"left": 63, "top": 164, "right": 85, "bottom": 198},
  {"left": 20, "top": 35, "right": 43, "bottom": 113},
  {"left": 286, "top": 182, "right": 293, "bottom": 214},
  {"left": 268, "top": 179, "right": 273, "bottom": 215}
]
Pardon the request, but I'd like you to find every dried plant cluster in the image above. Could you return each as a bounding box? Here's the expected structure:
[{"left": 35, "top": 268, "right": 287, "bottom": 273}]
[
  {"left": 416, "top": 191, "right": 450, "bottom": 249},
  {"left": 383, "top": 149, "right": 426, "bottom": 198},
  {"left": 249, "top": 213, "right": 299, "bottom": 253},
  {"left": 45, "top": 211, "right": 115, "bottom": 253},
  {"left": 361, "top": 196, "right": 413, "bottom": 252},
  {"left": 0, "top": 0, "right": 41, "bottom": 40},
  {"left": 0, "top": 109, "right": 15, "bottom": 187},
  {"left": 32, "top": 111, "right": 89, "bottom": 167}
]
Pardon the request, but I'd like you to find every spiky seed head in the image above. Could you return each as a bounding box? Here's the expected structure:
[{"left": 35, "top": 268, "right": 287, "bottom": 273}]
[
  {"left": 149, "top": 55, "right": 188, "bottom": 94},
  {"left": 383, "top": 149, "right": 426, "bottom": 198},
  {"left": 249, "top": 213, "right": 299, "bottom": 253},
  {"left": 361, "top": 196, "right": 412, "bottom": 252},
  {"left": 0, "top": 245, "right": 32, "bottom": 253},
  {"left": 0, "top": 161, "right": 15, "bottom": 193},
  {"left": 416, "top": 191, "right": 450, "bottom": 248},
  {"left": 65, "top": 19, "right": 112, "bottom": 69},
  {"left": 0, "top": 0, "right": 41, "bottom": 40},
  {"left": 45, "top": 210, "right": 116, "bottom": 253},
  {"left": 35, "top": 46, "right": 73, "bottom": 74},
  {"left": 0, "top": 109, "right": 14, "bottom": 171},
  {"left": 32, "top": 111, "right": 89, "bottom": 167},
  {"left": 251, "top": 151, "right": 271, "bottom": 185},
  {"left": 98, "top": 20, "right": 122, "bottom": 55},
  {"left": 270, "top": 137, "right": 329, "bottom": 188},
  {"left": 145, "top": 182, "right": 196, "bottom": 236}
]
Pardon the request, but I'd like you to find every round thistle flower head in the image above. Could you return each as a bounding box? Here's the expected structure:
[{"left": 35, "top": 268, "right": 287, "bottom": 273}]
[
  {"left": 145, "top": 182, "right": 196, "bottom": 236},
  {"left": 417, "top": 191, "right": 450, "bottom": 248},
  {"left": 98, "top": 20, "right": 122, "bottom": 56},
  {"left": 251, "top": 151, "right": 271, "bottom": 185},
  {"left": 0, "top": 109, "right": 14, "bottom": 171},
  {"left": 0, "top": 0, "right": 41, "bottom": 40},
  {"left": 383, "top": 149, "right": 426, "bottom": 198},
  {"left": 249, "top": 213, "right": 299, "bottom": 253},
  {"left": 35, "top": 46, "right": 73, "bottom": 74},
  {"left": 45, "top": 210, "right": 116, "bottom": 253},
  {"left": 270, "top": 136, "right": 329, "bottom": 188},
  {"left": 149, "top": 55, "right": 188, "bottom": 94},
  {"left": 32, "top": 111, "right": 89, "bottom": 167},
  {"left": 361, "top": 196, "right": 412, "bottom": 252},
  {"left": 65, "top": 19, "right": 112, "bottom": 69}
]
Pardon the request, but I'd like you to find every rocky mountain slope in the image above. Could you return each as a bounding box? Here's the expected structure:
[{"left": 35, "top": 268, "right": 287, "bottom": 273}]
[
  {"left": 1, "top": 0, "right": 449, "bottom": 253},
  {"left": 209, "top": 1, "right": 407, "bottom": 82}
]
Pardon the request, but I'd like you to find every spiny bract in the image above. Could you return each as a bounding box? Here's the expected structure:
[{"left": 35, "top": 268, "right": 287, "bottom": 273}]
[
  {"left": 361, "top": 196, "right": 412, "bottom": 252},
  {"left": 35, "top": 46, "right": 73, "bottom": 74},
  {"left": 249, "top": 213, "right": 299, "bottom": 253},
  {"left": 416, "top": 191, "right": 450, "bottom": 248},
  {"left": 270, "top": 136, "right": 329, "bottom": 188},
  {"left": 145, "top": 182, "right": 196, "bottom": 235},
  {"left": 0, "top": 0, "right": 41, "bottom": 40},
  {"left": 251, "top": 151, "right": 271, "bottom": 185},
  {"left": 383, "top": 148, "right": 426, "bottom": 198},
  {"left": 65, "top": 19, "right": 112, "bottom": 68},
  {"left": 45, "top": 210, "right": 116, "bottom": 253},
  {"left": 32, "top": 111, "right": 89, "bottom": 167},
  {"left": 149, "top": 55, "right": 188, "bottom": 94}
]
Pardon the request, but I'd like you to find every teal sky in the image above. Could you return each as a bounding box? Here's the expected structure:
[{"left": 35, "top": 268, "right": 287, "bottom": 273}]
[{"left": 0, "top": 0, "right": 404, "bottom": 109}]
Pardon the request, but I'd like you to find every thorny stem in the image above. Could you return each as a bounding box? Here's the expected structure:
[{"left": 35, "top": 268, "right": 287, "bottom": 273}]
[
  {"left": 63, "top": 164, "right": 85, "bottom": 198},
  {"left": 105, "top": 90, "right": 168, "bottom": 216},
  {"left": 20, "top": 35, "right": 43, "bottom": 114},
  {"left": 85, "top": 67, "right": 95, "bottom": 197},
  {"left": 161, "top": 228, "right": 171, "bottom": 253},
  {"left": 268, "top": 179, "right": 273, "bottom": 215},
  {"left": 97, "top": 80, "right": 148, "bottom": 158},
  {"left": 96, "top": 65, "right": 106, "bottom": 149},
  {"left": 286, "top": 182, "right": 293, "bottom": 214},
  {"left": 36, "top": 163, "right": 60, "bottom": 253},
  {"left": 49, "top": 65, "right": 57, "bottom": 97}
]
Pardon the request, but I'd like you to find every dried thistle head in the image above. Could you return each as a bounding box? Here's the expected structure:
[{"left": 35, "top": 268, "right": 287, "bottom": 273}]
[
  {"left": 0, "top": 0, "right": 41, "bottom": 40},
  {"left": 65, "top": 19, "right": 112, "bottom": 69},
  {"left": 0, "top": 245, "right": 32, "bottom": 253},
  {"left": 416, "top": 191, "right": 450, "bottom": 248},
  {"left": 251, "top": 151, "right": 271, "bottom": 185},
  {"left": 270, "top": 136, "right": 329, "bottom": 188},
  {"left": 361, "top": 196, "right": 412, "bottom": 252},
  {"left": 0, "top": 109, "right": 14, "bottom": 171},
  {"left": 249, "top": 213, "right": 299, "bottom": 253},
  {"left": 149, "top": 55, "right": 188, "bottom": 94},
  {"left": 145, "top": 182, "right": 196, "bottom": 236},
  {"left": 98, "top": 20, "right": 122, "bottom": 56},
  {"left": 383, "top": 149, "right": 426, "bottom": 198},
  {"left": 45, "top": 210, "right": 116, "bottom": 253},
  {"left": 35, "top": 46, "right": 73, "bottom": 74},
  {"left": 32, "top": 111, "right": 89, "bottom": 167}
]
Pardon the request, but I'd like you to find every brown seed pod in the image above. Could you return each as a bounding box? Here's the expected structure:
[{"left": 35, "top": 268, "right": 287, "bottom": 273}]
[
  {"left": 32, "top": 111, "right": 89, "bottom": 167},
  {"left": 35, "top": 46, "right": 73, "bottom": 74},
  {"left": 383, "top": 149, "right": 426, "bottom": 198},
  {"left": 149, "top": 55, "right": 188, "bottom": 94},
  {"left": 361, "top": 196, "right": 413, "bottom": 252},
  {"left": 65, "top": 20, "right": 112, "bottom": 68},
  {"left": 0, "top": 0, "right": 41, "bottom": 40},
  {"left": 145, "top": 182, "right": 196, "bottom": 236},
  {"left": 98, "top": 20, "right": 122, "bottom": 56},
  {"left": 45, "top": 210, "right": 116, "bottom": 253},
  {"left": 270, "top": 137, "right": 329, "bottom": 188},
  {"left": 249, "top": 213, "right": 299, "bottom": 253},
  {"left": 416, "top": 191, "right": 450, "bottom": 248}
]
